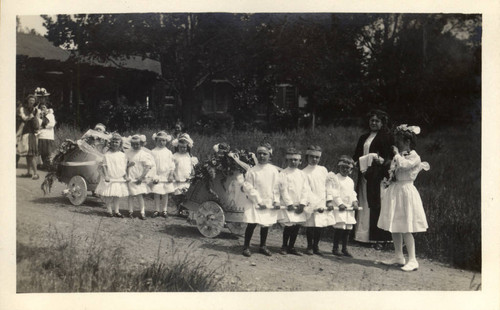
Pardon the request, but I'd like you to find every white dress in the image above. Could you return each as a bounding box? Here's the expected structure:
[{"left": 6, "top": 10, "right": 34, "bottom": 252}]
[
  {"left": 126, "top": 148, "right": 154, "bottom": 196},
  {"left": 355, "top": 132, "right": 377, "bottom": 242},
  {"left": 172, "top": 153, "right": 198, "bottom": 194},
  {"left": 277, "top": 167, "right": 311, "bottom": 226},
  {"left": 95, "top": 151, "right": 129, "bottom": 197},
  {"left": 331, "top": 173, "right": 357, "bottom": 230},
  {"left": 302, "top": 165, "right": 335, "bottom": 227},
  {"left": 241, "top": 163, "right": 281, "bottom": 226},
  {"left": 150, "top": 147, "right": 175, "bottom": 195},
  {"left": 378, "top": 151, "right": 429, "bottom": 233}
]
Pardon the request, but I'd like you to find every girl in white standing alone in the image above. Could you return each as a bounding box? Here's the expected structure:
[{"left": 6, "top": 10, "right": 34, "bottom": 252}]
[
  {"left": 378, "top": 125, "right": 430, "bottom": 271},
  {"left": 331, "top": 156, "right": 359, "bottom": 257},
  {"left": 302, "top": 145, "right": 335, "bottom": 255},
  {"left": 241, "top": 142, "right": 281, "bottom": 257},
  {"left": 150, "top": 131, "right": 175, "bottom": 218},
  {"left": 95, "top": 133, "right": 129, "bottom": 217},
  {"left": 126, "top": 134, "right": 154, "bottom": 220},
  {"left": 278, "top": 148, "right": 310, "bottom": 256}
]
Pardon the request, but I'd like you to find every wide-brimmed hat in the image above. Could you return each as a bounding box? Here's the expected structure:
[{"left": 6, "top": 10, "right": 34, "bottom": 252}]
[
  {"left": 172, "top": 133, "right": 194, "bottom": 148},
  {"left": 34, "top": 87, "right": 50, "bottom": 97}
]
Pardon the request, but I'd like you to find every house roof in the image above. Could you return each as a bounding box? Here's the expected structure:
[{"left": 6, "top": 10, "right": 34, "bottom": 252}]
[
  {"left": 77, "top": 55, "right": 162, "bottom": 75},
  {"left": 195, "top": 73, "right": 236, "bottom": 88},
  {"left": 16, "top": 32, "right": 71, "bottom": 62},
  {"left": 17, "top": 32, "right": 161, "bottom": 75}
]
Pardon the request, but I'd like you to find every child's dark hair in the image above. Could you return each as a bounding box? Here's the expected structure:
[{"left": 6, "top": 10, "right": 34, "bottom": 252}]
[
  {"left": 174, "top": 140, "right": 192, "bottom": 155},
  {"left": 395, "top": 130, "right": 417, "bottom": 150}
]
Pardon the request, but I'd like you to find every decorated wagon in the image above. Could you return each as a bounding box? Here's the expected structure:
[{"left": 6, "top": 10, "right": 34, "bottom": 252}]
[
  {"left": 41, "top": 129, "right": 111, "bottom": 205},
  {"left": 183, "top": 145, "right": 256, "bottom": 238}
]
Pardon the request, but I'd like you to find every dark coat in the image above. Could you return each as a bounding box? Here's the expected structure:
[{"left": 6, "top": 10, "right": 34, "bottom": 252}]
[{"left": 353, "top": 130, "right": 393, "bottom": 241}]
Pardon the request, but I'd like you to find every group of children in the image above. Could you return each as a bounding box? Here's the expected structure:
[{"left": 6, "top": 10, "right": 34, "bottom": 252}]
[
  {"left": 94, "top": 127, "right": 198, "bottom": 220},
  {"left": 89, "top": 122, "right": 429, "bottom": 272},
  {"left": 240, "top": 143, "right": 359, "bottom": 259}
]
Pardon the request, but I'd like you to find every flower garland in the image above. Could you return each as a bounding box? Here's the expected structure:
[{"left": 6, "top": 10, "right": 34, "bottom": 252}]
[{"left": 192, "top": 148, "right": 255, "bottom": 184}]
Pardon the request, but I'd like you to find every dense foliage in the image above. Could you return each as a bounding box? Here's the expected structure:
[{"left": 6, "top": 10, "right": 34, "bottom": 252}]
[{"left": 41, "top": 13, "right": 481, "bottom": 131}]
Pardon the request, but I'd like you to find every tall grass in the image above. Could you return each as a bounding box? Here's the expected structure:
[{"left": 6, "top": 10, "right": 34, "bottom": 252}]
[
  {"left": 17, "top": 223, "right": 225, "bottom": 292},
  {"left": 54, "top": 124, "right": 481, "bottom": 271}
]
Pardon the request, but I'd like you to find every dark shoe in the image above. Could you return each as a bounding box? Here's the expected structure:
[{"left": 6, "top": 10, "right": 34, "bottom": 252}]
[
  {"left": 161, "top": 211, "right": 168, "bottom": 218},
  {"left": 20, "top": 173, "right": 32, "bottom": 178},
  {"left": 107, "top": 212, "right": 114, "bottom": 218},
  {"left": 152, "top": 211, "right": 160, "bottom": 218},
  {"left": 279, "top": 247, "right": 288, "bottom": 255},
  {"left": 139, "top": 213, "right": 146, "bottom": 220},
  {"left": 32, "top": 174, "right": 40, "bottom": 180},
  {"left": 242, "top": 248, "right": 252, "bottom": 257},
  {"left": 313, "top": 248, "right": 324, "bottom": 256},
  {"left": 287, "top": 248, "right": 302, "bottom": 256},
  {"left": 373, "top": 243, "right": 384, "bottom": 251},
  {"left": 332, "top": 248, "right": 342, "bottom": 256},
  {"left": 342, "top": 249, "right": 353, "bottom": 258},
  {"left": 259, "top": 246, "right": 272, "bottom": 256},
  {"left": 114, "top": 212, "right": 124, "bottom": 218},
  {"left": 305, "top": 248, "right": 314, "bottom": 255}
]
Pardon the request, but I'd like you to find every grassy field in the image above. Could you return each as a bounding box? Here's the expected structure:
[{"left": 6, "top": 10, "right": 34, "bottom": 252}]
[
  {"left": 17, "top": 223, "right": 225, "bottom": 292},
  {"left": 53, "top": 123, "right": 481, "bottom": 271}
]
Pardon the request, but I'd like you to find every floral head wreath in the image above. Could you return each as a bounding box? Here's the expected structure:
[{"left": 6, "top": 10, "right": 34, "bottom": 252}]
[
  {"left": 213, "top": 142, "right": 230, "bottom": 153},
  {"left": 131, "top": 134, "right": 147, "bottom": 143},
  {"left": 337, "top": 155, "right": 355, "bottom": 168},
  {"left": 152, "top": 131, "right": 172, "bottom": 142},
  {"left": 395, "top": 124, "right": 421, "bottom": 135},
  {"left": 110, "top": 132, "right": 122, "bottom": 141}
]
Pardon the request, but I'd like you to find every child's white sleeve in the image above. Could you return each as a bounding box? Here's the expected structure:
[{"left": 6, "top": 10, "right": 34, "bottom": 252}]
[
  {"left": 272, "top": 170, "right": 281, "bottom": 205},
  {"left": 299, "top": 173, "right": 311, "bottom": 206},
  {"left": 45, "top": 113, "right": 56, "bottom": 129},
  {"left": 394, "top": 152, "right": 421, "bottom": 169},
  {"left": 279, "top": 173, "right": 293, "bottom": 206},
  {"left": 328, "top": 172, "right": 343, "bottom": 207},
  {"left": 349, "top": 178, "right": 357, "bottom": 203},
  {"left": 242, "top": 171, "right": 262, "bottom": 204}
]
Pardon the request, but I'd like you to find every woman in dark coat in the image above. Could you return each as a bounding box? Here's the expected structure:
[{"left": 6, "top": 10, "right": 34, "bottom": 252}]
[{"left": 353, "top": 109, "right": 393, "bottom": 246}]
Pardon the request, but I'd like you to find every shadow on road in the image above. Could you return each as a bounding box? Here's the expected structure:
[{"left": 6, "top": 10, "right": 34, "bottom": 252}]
[{"left": 31, "top": 195, "right": 103, "bottom": 208}]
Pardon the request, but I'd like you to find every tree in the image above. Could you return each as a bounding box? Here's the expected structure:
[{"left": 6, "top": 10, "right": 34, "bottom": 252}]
[{"left": 356, "top": 13, "right": 481, "bottom": 126}]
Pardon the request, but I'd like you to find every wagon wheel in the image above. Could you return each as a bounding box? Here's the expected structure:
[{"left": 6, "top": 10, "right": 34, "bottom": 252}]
[
  {"left": 226, "top": 222, "right": 246, "bottom": 236},
  {"left": 195, "top": 201, "right": 225, "bottom": 238},
  {"left": 67, "top": 175, "right": 88, "bottom": 206}
]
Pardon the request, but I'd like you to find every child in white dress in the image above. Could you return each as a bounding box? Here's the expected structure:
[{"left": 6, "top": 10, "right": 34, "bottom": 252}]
[
  {"left": 302, "top": 145, "right": 335, "bottom": 255},
  {"left": 331, "top": 156, "right": 359, "bottom": 257},
  {"left": 241, "top": 143, "right": 281, "bottom": 257},
  {"left": 126, "top": 134, "right": 154, "bottom": 220},
  {"left": 150, "top": 131, "right": 175, "bottom": 218},
  {"left": 278, "top": 148, "right": 310, "bottom": 256},
  {"left": 95, "top": 133, "right": 129, "bottom": 217},
  {"left": 378, "top": 125, "right": 430, "bottom": 272},
  {"left": 172, "top": 134, "right": 198, "bottom": 193},
  {"left": 172, "top": 133, "right": 198, "bottom": 215}
]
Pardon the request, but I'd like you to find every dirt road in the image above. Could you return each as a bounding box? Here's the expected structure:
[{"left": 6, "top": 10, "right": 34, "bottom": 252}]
[{"left": 16, "top": 167, "right": 480, "bottom": 291}]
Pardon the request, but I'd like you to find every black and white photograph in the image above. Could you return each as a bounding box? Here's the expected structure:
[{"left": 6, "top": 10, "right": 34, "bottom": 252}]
[{"left": 1, "top": 0, "right": 499, "bottom": 309}]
